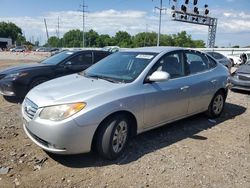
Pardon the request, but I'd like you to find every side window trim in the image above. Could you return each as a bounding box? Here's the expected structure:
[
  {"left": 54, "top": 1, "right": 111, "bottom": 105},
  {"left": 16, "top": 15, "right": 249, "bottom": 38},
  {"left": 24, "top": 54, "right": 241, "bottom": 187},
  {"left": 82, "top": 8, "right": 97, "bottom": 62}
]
[{"left": 184, "top": 50, "right": 211, "bottom": 75}]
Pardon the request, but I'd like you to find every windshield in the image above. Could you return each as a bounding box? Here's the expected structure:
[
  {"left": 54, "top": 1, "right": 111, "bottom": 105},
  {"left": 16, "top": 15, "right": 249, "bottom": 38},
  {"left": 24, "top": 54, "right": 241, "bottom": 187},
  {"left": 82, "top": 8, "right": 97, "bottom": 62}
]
[
  {"left": 41, "top": 51, "right": 74, "bottom": 65},
  {"left": 83, "top": 52, "right": 157, "bottom": 83}
]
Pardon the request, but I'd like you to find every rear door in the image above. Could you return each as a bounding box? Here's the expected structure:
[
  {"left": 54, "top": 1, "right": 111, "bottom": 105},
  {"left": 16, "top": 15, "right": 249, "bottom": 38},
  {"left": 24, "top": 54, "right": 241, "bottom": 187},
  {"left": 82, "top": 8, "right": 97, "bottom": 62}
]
[{"left": 184, "top": 50, "right": 218, "bottom": 115}]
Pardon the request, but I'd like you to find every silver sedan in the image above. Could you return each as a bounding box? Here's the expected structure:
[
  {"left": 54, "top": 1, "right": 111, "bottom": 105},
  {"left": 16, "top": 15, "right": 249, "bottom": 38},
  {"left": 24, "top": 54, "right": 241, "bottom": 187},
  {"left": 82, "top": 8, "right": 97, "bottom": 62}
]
[{"left": 22, "top": 47, "right": 229, "bottom": 159}]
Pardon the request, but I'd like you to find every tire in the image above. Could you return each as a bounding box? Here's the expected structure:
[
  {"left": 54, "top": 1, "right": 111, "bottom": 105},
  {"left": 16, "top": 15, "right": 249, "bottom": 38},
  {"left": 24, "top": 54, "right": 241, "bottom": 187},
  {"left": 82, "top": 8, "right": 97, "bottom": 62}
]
[
  {"left": 206, "top": 91, "right": 225, "bottom": 118},
  {"left": 96, "top": 114, "right": 130, "bottom": 160},
  {"left": 29, "top": 77, "right": 48, "bottom": 90}
]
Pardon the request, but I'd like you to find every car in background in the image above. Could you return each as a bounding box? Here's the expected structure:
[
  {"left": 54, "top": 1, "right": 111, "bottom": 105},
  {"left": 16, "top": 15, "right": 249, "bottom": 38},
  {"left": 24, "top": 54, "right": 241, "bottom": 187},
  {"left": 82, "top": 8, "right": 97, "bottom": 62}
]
[
  {"left": 206, "top": 51, "right": 232, "bottom": 69},
  {"left": 10, "top": 46, "right": 26, "bottom": 52},
  {"left": 0, "top": 50, "right": 111, "bottom": 98},
  {"left": 229, "top": 61, "right": 250, "bottom": 91},
  {"left": 103, "top": 46, "right": 120, "bottom": 53},
  {"left": 35, "top": 47, "right": 51, "bottom": 52},
  {"left": 226, "top": 54, "right": 242, "bottom": 66},
  {"left": 22, "top": 47, "right": 229, "bottom": 159}
]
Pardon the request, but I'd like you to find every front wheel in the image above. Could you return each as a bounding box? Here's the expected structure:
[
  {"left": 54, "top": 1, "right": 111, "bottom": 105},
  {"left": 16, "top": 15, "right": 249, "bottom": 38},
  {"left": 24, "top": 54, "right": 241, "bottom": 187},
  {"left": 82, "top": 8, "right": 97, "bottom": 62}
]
[
  {"left": 96, "top": 114, "right": 130, "bottom": 160},
  {"left": 206, "top": 91, "right": 225, "bottom": 118}
]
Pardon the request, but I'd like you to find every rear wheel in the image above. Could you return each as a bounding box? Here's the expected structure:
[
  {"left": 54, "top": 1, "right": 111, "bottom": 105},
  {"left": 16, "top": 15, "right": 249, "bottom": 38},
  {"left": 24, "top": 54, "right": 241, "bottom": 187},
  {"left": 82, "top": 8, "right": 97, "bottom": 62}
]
[
  {"left": 96, "top": 114, "right": 130, "bottom": 160},
  {"left": 206, "top": 91, "right": 225, "bottom": 118}
]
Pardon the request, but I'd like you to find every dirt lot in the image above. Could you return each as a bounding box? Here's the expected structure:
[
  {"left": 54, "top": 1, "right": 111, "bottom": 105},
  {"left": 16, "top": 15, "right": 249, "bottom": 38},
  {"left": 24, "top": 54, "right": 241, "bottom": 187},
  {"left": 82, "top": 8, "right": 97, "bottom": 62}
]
[{"left": 0, "top": 56, "right": 249, "bottom": 188}]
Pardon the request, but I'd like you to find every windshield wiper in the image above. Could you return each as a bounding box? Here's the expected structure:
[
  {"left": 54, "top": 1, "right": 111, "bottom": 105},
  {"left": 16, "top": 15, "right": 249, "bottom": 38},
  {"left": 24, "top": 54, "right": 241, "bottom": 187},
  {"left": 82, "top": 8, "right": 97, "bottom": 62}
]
[{"left": 84, "top": 74, "right": 122, "bottom": 83}]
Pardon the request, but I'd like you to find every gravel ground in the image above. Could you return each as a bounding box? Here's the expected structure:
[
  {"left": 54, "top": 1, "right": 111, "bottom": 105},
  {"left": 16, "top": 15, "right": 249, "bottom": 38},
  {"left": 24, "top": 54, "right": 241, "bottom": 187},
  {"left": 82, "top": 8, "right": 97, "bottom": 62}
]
[{"left": 0, "top": 57, "right": 249, "bottom": 188}]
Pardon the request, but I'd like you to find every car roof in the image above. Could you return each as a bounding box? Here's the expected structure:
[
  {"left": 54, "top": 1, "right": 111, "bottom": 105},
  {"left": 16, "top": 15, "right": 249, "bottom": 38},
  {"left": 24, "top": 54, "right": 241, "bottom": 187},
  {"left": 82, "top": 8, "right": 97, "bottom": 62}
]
[
  {"left": 123, "top": 46, "right": 184, "bottom": 53},
  {"left": 63, "top": 49, "right": 110, "bottom": 53}
]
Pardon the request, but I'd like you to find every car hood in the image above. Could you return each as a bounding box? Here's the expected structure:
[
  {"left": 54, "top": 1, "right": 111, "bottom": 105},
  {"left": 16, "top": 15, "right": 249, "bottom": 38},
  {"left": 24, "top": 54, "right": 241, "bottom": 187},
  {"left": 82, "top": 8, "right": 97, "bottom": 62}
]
[
  {"left": 237, "top": 65, "right": 250, "bottom": 74},
  {"left": 26, "top": 74, "right": 124, "bottom": 107},
  {"left": 0, "top": 63, "right": 54, "bottom": 74}
]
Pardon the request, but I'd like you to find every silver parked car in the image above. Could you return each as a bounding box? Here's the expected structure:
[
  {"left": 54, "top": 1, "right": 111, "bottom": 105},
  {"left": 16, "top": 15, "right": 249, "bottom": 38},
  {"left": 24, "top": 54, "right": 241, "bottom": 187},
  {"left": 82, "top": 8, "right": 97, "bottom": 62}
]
[{"left": 22, "top": 47, "right": 229, "bottom": 159}]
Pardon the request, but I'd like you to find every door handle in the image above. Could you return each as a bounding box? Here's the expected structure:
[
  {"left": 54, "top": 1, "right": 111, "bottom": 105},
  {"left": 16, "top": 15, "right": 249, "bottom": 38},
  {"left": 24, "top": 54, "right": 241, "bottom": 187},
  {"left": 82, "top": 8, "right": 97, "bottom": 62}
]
[{"left": 180, "top": 86, "right": 190, "bottom": 91}]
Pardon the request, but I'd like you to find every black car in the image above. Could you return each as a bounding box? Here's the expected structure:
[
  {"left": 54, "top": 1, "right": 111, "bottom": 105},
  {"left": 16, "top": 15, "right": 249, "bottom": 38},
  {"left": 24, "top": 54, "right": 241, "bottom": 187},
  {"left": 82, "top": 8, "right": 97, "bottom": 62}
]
[{"left": 0, "top": 50, "right": 111, "bottom": 98}]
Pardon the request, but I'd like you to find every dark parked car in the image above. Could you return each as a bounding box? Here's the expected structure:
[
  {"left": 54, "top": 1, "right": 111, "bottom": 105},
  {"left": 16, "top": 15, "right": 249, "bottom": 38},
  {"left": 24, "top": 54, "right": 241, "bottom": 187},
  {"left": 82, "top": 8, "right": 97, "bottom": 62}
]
[
  {"left": 0, "top": 50, "right": 111, "bottom": 98},
  {"left": 206, "top": 51, "right": 232, "bottom": 69},
  {"left": 229, "top": 62, "right": 250, "bottom": 91}
]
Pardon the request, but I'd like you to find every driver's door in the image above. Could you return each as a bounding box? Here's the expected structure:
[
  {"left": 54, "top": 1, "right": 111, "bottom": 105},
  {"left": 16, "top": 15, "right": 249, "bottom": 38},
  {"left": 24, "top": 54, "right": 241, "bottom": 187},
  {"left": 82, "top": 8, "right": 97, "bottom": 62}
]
[{"left": 143, "top": 51, "right": 190, "bottom": 128}]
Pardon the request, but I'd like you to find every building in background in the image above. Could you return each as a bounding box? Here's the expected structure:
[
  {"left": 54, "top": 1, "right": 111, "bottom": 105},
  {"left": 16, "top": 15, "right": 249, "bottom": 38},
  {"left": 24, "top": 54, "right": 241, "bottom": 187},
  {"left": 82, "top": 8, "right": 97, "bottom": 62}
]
[{"left": 0, "top": 38, "right": 12, "bottom": 50}]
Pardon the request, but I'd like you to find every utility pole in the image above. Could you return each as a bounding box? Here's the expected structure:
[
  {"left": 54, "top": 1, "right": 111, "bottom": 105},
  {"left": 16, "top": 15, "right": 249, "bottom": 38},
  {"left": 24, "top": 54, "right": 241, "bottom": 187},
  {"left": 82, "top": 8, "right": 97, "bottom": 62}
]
[
  {"left": 144, "top": 24, "right": 148, "bottom": 47},
  {"left": 155, "top": 0, "right": 167, "bottom": 46},
  {"left": 44, "top": 18, "right": 49, "bottom": 43},
  {"left": 57, "top": 16, "right": 60, "bottom": 39},
  {"left": 79, "top": 0, "right": 87, "bottom": 48}
]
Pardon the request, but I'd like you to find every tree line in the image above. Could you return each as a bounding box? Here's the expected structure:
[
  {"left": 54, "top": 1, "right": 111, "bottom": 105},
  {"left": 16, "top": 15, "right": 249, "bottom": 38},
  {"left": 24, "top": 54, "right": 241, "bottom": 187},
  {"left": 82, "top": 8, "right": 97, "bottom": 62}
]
[
  {"left": 0, "top": 21, "right": 206, "bottom": 48},
  {"left": 47, "top": 29, "right": 206, "bottom": 48}
]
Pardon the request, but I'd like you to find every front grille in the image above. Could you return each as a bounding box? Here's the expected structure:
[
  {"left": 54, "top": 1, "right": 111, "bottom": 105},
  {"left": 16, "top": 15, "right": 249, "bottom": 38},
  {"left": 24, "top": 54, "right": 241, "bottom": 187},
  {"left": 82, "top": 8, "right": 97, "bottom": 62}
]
[
  {"left": 238, "top": 74, "right": 250, "bottom": 81},
  {"left": 23, "top": 98, "right": 38, "bottom": 120}
]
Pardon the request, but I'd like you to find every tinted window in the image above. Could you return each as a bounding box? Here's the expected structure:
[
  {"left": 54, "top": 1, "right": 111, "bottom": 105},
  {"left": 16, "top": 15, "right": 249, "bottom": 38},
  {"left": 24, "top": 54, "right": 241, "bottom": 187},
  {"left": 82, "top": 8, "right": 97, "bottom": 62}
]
[
  {"left": 207, "top": 56, "right": 217, "bottom": 68},
  {"left": 69, "top": 52, "right": 92, "bottom": 66},
  {"left": 149, "top": 51, "right": 185, "bottom": 79},
  {"left": 41, "top": 51, "right": 75, "bottom": 65},
  {"left": 186, "top": 51, "right": 209, "bottom": 74},
  {"left": 94, "top": 52, "right": 109, "bottom": 62},
  {"left": 207, "top": 52, "right": 224, "bottom": 59}
]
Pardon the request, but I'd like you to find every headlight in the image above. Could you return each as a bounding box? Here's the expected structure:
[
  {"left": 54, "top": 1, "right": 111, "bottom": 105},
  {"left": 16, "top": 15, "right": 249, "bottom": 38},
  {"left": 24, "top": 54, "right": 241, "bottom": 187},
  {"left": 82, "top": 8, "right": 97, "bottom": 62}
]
[
  {"left": 39, "top": 102, "right": 86, "bottom": 121},
  {"left": 5, "top": 72, "right": 28, "bottom": 79}
]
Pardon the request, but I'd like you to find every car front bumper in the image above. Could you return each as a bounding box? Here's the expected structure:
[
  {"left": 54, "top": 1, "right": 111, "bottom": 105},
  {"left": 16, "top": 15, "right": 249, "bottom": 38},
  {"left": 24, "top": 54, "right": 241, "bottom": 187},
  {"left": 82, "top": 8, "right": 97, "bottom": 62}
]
[
  {"left": 0, "top": 80, "right": 16, "bottom": 96},
  {"left": 229, "top": 76, "right": 250, "bottom": 91},
  {"left": 0, "top": 79, "right": 28, "bottom": 97},
  {"left": 22, "top": 105, "right": 97, "bottom": 155}
]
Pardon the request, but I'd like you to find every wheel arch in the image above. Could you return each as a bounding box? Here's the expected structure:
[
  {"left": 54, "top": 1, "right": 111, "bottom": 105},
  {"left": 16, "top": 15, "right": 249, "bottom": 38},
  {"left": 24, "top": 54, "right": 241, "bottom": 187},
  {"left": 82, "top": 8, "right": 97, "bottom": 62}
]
[
  {"left": 29, "top": 75, "right": 50, "bottom": 89},
  {"left": 91, "top": 110, "right": 138, "bottom": 151},
  {"left": 216, "top": 88, "right": 228, "bottom": 99}
]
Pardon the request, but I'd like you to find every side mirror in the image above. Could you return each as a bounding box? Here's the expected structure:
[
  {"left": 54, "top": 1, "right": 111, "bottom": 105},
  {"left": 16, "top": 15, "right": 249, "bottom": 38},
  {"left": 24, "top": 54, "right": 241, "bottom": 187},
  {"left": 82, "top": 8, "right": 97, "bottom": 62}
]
[{"left": 147, "top": 71, "right": 170, "bottom": 82}]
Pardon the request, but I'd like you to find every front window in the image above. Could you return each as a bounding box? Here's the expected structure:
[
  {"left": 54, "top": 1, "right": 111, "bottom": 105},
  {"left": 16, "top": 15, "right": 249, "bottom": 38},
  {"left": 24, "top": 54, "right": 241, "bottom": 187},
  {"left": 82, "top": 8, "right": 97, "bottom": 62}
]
[
  {"left": 83, "top": 52, "right": 157, "bottom": 83},
  {"left": 41, "top": 51, "right": 75, "bottom": 65}
]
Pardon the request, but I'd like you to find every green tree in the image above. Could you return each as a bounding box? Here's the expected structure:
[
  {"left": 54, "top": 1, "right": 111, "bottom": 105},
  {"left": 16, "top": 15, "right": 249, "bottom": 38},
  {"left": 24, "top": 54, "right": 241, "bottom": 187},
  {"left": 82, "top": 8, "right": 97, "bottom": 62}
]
[
  {"left": 16, "top": 35, "right": 26, "bottom": 46},
  {"left": 63, "top": 29, "right": 82, "bottom": 47},
  {"left": 85, "top": 29, "right": 99, "bottom": 47},
  {"left": 47, "top": 36, "right": 60, "bottom": 47},
  {"left": 0, "top": 22, "right": 23, "bottom": 44},
  {"left": 193, "top": 40, "right": 206, "bottom": 48},
  {"left": 172, "top": 31, "right": 194, "bottom": 47},
  {"left": 114, "top": 31, "right": 132, "bottom": 47},
  {"left": 96, "top": 34, "right": 114, "bottom": 47}
]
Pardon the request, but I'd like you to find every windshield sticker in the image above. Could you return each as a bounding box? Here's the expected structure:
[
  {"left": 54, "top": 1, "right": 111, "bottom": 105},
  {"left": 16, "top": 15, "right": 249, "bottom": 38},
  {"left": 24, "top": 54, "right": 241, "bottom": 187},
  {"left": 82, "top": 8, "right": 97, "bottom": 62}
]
[
  {"left": 136, "top": 54, "right": 154, "bottom": 59},
  {"left": 66, "top": 52, "right": 74, "bottom": 55}
]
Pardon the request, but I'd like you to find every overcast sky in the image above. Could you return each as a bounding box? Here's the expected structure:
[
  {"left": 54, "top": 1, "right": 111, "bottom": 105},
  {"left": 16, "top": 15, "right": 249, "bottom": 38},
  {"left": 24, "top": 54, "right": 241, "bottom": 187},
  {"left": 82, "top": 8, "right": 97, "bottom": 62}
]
[{"left": 0, "top": 0, "right": 249, "bottom": 47}]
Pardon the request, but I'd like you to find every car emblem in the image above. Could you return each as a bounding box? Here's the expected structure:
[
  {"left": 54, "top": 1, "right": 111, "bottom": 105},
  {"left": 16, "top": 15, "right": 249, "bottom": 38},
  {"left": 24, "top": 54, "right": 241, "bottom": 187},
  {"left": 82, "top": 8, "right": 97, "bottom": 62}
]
[{"left": 24, "top": 103, "right": 32, "bottom": 113}]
